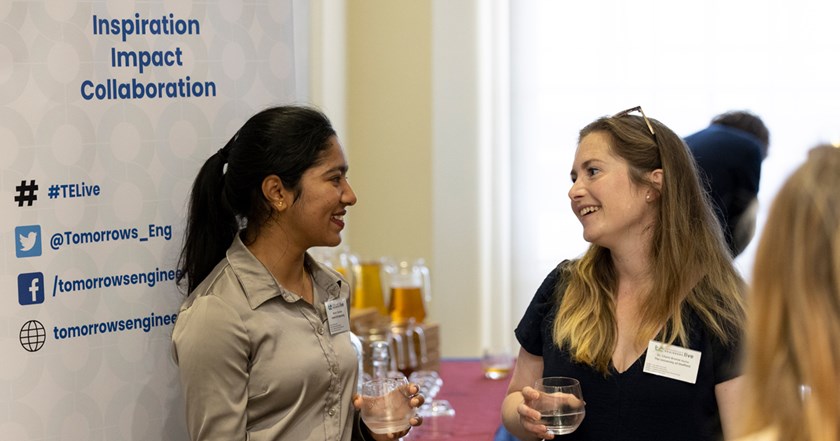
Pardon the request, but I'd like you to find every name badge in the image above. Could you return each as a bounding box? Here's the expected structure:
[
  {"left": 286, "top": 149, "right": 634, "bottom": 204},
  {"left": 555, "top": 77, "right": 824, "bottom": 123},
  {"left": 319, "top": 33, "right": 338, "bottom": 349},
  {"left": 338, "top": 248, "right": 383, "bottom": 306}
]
[
  {"left": 643, "top": 340, "right": 701, "bottom": 384},
  {"left": 325, "top": 298, "right": 350, "bottom": 335}
]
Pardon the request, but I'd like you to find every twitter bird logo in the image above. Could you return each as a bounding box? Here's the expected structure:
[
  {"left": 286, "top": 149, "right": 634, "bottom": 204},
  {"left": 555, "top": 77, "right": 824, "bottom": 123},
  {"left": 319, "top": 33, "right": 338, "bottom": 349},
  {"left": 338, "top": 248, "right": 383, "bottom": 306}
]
[
  {"left": 20, "top": 231, "right": 37, "bottom": 251},
  {"left": 15, "top": 225, "right": 42, "bottom": 258}
]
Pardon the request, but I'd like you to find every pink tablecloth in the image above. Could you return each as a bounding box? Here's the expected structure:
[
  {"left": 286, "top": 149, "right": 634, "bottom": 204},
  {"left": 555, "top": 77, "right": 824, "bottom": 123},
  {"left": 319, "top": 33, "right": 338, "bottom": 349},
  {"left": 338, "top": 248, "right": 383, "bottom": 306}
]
[{"left": 407, "top": 359, "right": 510, "bottom": 441}]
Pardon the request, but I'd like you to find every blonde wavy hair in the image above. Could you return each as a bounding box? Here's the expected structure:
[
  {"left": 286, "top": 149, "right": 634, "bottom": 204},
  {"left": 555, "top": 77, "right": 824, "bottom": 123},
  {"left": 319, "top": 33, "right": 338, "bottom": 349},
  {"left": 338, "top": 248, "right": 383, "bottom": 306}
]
[
  {"left": 742, "top": 145, "right": 840, "bottom": 441},
  {"left": 553, "top": 112, "right": 746, "bottom": 375}
]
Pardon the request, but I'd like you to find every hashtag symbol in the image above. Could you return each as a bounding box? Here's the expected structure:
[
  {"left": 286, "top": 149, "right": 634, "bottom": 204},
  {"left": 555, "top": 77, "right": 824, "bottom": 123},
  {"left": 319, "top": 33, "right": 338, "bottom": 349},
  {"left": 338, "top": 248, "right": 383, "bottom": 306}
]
[
  {"left": 14, "top": 180, "right": 38, "bottom": 207},
  {"left": 48, "top": 185, "right": 60, "bottom": 199}
]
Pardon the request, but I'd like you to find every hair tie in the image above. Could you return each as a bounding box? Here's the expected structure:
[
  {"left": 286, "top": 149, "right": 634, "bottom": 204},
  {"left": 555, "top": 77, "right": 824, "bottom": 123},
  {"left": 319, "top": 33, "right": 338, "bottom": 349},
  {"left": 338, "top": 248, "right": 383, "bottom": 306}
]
[{"left": 218, "top": 131, "right": 239, "bottom": 163}]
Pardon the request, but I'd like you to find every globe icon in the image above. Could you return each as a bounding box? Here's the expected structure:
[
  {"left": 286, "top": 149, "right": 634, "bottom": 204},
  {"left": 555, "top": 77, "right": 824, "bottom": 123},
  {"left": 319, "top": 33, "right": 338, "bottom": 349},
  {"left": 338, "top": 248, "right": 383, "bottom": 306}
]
[{"left": 20, "top": 320, "right": 46, "bottom": 352}]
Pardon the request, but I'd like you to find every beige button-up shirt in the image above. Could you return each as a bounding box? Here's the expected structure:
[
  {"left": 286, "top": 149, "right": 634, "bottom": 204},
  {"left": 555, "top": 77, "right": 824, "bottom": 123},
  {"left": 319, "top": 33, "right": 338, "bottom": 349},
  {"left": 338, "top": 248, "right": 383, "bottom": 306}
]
[{"left": 172, "top": 235, "right": 359, "bottom": 441}]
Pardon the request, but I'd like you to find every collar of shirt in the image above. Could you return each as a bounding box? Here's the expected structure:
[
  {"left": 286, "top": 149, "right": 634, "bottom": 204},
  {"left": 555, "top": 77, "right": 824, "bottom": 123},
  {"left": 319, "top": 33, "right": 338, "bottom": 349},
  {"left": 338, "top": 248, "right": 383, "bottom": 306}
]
[{"left": 225, "top": 234, "right": 347, "bottom": 309}]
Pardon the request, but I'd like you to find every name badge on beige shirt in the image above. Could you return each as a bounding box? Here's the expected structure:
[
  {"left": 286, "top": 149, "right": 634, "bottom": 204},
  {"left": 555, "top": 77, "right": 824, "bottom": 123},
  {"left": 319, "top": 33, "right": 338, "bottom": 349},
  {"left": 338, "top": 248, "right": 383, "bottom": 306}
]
[
  {"left": 325, "top": 298, "right": 350, "bottom": 335},
  {"left": 643, "top": 340, "right": 702, "bottom": 384}
]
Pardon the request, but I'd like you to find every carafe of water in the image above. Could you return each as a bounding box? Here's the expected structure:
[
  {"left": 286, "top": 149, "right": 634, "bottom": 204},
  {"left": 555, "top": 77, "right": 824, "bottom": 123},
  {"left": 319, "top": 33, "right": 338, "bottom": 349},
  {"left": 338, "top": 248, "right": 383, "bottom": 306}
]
[
  {"left": 371, "top": 340, "right": 393, "bottom": 379},
  {"left": 383, "top": 259, "right": 431, "bottom": 325},
  {"left": 357, "top": 321, "right": 404, "bottom": 379}
]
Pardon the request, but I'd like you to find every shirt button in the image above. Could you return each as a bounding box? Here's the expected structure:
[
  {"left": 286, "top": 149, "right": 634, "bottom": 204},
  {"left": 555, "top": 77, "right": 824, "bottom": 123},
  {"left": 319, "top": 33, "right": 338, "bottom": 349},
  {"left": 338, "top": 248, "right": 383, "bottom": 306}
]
[
  {"left": 318, "top": 327, "right": 325, "bottom": 335},
  {"left": 328, "top": 408, "right": 336, "bottom": 416}
]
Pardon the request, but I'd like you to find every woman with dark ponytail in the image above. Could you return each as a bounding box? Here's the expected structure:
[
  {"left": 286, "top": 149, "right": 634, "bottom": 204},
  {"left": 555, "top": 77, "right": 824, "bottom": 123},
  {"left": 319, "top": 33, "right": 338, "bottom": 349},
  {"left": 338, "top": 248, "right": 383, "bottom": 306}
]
[{"left": 172, "top": 105, "right": 422, "bottom": 441}]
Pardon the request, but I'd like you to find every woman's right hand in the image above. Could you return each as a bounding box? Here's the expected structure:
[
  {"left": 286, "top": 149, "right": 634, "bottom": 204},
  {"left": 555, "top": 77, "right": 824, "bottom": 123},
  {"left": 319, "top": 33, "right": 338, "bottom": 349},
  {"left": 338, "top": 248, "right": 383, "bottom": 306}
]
[{"left": 518, "top": 386, "right": 554, "bottom": 440}]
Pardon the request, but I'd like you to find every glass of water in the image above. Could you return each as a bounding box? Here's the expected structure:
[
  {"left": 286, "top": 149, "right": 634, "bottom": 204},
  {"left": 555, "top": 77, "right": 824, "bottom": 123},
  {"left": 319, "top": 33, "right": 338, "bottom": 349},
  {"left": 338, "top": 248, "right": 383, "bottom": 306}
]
[
  {"left": 360, "top": 377, "right": 415, "bottom": 434},
  {"left": 534, "top": 377, "right": 585, "bottom": 435}
]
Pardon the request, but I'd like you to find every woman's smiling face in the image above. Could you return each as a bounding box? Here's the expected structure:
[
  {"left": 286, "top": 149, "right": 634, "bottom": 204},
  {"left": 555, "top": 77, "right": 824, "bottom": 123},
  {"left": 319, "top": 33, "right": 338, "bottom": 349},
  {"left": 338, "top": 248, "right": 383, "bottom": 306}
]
[
  {"left": 283, "top": 136, "right": 358, "bottom": 249},
  {"left": 568, "top": 131, "right": 658, "bottom": 250}
]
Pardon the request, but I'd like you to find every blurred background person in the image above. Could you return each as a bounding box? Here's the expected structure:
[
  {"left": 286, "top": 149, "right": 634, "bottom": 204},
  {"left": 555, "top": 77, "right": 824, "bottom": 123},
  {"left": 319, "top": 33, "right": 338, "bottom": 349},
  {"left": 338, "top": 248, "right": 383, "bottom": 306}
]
[
  {"left": 684, "top": 111, "right": 770, "bottom": 257},
  {"left": 737, "top": 145, "right": 840, "bottom": 441},
  {"left": 502, "top": 107, "right": 746, "bottom": 440}
]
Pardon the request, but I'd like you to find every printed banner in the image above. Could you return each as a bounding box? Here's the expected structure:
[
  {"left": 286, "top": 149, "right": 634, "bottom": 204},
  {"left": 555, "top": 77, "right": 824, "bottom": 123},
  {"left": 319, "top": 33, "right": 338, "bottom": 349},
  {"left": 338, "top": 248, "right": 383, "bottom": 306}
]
[{"left": 1, "top": 1, "right": 298, "bottom": 439}]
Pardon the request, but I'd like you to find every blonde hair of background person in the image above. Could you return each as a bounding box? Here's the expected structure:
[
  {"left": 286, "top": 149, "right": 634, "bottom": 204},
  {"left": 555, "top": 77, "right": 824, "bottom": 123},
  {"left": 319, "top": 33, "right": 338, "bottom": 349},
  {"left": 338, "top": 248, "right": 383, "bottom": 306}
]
[
  {"left": 502, "top": 108, "right": 747, "bottom": 441},
  {"left": 737, "top": 145, "right": 840, "bottom": 441}
]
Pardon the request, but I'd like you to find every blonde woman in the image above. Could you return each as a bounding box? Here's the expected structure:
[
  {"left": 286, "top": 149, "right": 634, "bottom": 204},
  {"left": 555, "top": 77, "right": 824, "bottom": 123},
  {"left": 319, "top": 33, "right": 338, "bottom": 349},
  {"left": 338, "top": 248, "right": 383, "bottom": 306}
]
[
  {"left": 737, "top": 145, "right": 840, "bottom": 441},
  {"left": 502, "top": 107, "right": 746, "bottom": 440}
]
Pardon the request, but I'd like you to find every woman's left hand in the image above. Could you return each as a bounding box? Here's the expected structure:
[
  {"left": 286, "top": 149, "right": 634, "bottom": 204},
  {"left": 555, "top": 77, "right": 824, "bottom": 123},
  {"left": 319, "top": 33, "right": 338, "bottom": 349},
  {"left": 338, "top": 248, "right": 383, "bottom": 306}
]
[{"left": 354, "top": 383, "right": 425, "bottom": 440}]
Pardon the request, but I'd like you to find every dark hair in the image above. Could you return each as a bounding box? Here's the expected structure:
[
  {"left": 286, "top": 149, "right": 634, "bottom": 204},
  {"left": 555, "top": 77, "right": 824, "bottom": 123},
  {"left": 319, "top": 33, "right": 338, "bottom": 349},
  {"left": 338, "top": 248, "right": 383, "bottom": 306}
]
[
  {"left": 177, "top": 105, "right": 336, "bottom": 292},
  {"left": 711, "top": 110, "right": 770, "bottom": 154}
]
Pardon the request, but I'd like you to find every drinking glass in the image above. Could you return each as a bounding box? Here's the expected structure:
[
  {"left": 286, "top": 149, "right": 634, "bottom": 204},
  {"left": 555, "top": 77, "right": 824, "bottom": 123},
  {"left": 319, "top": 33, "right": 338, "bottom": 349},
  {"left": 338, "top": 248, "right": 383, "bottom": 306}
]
[
  {"left": 408, "top": 370, "right": 454, "bottom": 417},
  {"left": 481, "top": 347, "right": 515, "bottom": 380},
  {"left": 360, "top": 377, "right": 415, "bottom": 434},
  {"left": 533, "top": 377, "right": 585, "bottom": 435}
]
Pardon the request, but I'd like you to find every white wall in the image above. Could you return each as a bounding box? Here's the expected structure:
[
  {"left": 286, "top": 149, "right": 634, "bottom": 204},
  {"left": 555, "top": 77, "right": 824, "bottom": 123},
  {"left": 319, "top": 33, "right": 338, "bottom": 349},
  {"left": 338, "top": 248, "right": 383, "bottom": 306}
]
[
  {"left": 309, "top": 0, "right": 840, "bottom": 359},
  {"left": 310, "top": 1, "right": 500, "bottom": 358},
  {"left": 508, "top": 1, "right": 840, "bottom": 326}
]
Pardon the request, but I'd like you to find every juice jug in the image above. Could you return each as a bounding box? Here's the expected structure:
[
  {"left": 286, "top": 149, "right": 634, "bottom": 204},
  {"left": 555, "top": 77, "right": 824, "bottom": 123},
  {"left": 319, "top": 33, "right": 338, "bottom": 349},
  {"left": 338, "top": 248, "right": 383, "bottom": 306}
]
[
  {"left": 353, "top": 260, "right": 388, "bottom": 316},
  {"left": 384, "top": 259, "right": 431, "bottom": 325}
]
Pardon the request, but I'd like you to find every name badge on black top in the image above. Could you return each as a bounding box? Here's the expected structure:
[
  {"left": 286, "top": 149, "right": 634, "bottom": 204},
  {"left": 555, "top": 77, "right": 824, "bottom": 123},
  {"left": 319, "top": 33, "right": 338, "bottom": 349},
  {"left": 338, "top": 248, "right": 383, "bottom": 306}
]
[{"left": 643, "top": 340, "right": 702, "bottom": 384}]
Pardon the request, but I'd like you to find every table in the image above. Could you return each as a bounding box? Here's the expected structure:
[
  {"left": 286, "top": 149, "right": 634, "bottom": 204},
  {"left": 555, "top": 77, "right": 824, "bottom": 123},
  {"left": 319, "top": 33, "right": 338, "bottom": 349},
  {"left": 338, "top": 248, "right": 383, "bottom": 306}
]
[{"left": 407, "top": 359, "right": 511, "bottom": 440}]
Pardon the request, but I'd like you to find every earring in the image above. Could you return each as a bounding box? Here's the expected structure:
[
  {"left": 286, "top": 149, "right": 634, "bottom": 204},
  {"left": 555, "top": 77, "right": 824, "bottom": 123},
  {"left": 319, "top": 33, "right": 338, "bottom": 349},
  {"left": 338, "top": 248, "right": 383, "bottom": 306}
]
[
  {"left": 276, "top": 201, "right": 284, "bottom": 210},
  {"left": 646, "top": 194, "right": 651, "bottom": 201}
]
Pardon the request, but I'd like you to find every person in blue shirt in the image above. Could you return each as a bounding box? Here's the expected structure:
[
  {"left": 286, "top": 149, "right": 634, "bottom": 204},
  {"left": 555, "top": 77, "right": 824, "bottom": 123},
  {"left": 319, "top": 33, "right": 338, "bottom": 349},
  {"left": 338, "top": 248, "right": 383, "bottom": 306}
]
[{"left": 684, "top": 111, "right": 770, "bottom": 257}]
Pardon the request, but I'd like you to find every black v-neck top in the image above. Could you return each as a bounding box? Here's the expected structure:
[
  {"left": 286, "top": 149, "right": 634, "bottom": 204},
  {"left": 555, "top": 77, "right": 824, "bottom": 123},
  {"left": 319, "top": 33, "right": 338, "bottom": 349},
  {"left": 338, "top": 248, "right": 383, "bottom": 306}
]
[{"left": 515, "top": 262, "right": 742, "bottom": 441}]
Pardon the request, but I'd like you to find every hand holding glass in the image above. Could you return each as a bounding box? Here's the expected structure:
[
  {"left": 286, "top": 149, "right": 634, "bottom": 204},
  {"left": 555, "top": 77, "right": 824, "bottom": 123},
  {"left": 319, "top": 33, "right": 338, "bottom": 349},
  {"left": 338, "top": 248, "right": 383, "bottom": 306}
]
[
  {"left": 360, "top": 377, "right": 415, "bottom": 434},
  {"left": 534, "top": 377, "right": 585, "bottom": 435}
]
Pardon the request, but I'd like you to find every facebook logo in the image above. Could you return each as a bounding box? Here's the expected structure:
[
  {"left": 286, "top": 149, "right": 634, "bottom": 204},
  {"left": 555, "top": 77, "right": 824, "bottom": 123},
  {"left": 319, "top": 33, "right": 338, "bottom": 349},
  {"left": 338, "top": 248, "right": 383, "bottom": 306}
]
[
  {"left": 15, "top": 225, "right": 42, "bottom": 258},
  {"left": 18, "top": 272, "right": 45, "bottom": 305}
]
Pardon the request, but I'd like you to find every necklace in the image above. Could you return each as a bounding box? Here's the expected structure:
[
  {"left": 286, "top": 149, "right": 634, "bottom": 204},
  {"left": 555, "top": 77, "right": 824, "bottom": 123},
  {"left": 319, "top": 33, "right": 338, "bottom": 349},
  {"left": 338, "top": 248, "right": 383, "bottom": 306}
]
[{"left": 298, "top": 264, "right": 314, "bottom": 304}]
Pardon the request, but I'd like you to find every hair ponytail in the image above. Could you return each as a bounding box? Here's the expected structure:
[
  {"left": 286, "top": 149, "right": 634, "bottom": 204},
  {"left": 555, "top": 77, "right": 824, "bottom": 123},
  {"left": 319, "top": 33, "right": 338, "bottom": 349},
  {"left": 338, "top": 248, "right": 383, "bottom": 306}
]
[
  {"left": 177, "top": 138, "right": 239, "bottom": 293},
  {"left": 176, "top": 105, "right": 336, "bottom": 294}
]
